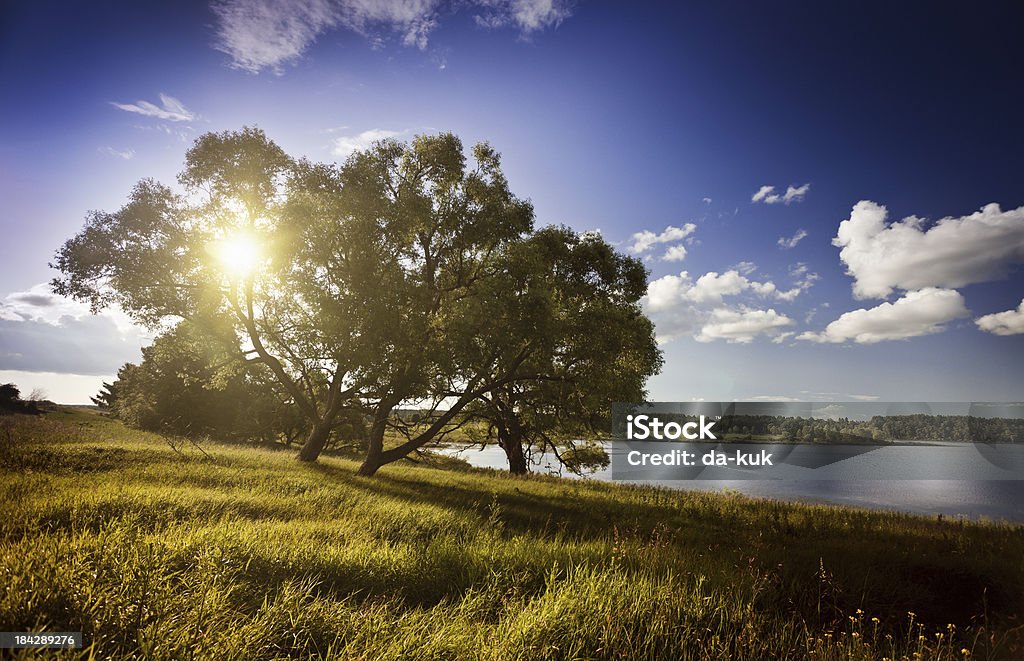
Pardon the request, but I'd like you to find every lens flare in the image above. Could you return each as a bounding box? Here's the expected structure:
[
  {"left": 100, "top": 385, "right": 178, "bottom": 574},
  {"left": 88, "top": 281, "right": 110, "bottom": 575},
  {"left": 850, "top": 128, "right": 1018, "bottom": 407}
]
[{"left": 212, "top": 232, "right": 262, "bottom": 277}]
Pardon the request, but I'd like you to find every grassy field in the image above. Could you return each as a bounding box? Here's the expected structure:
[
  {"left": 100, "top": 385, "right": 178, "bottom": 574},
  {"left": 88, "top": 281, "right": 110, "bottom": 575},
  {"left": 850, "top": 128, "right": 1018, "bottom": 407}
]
[{"left": 2, "top": 410, "right": 1023, "bottom": 659}]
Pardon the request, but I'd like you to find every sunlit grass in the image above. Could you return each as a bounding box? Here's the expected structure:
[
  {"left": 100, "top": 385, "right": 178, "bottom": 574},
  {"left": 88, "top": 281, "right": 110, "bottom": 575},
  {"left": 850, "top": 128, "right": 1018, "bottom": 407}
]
[{"left": 1, "top": 411, "right": 1022, "bottom": 659}]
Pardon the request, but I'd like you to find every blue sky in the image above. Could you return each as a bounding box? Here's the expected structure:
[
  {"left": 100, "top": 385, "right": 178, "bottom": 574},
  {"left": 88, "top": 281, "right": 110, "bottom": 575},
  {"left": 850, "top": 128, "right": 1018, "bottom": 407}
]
[{"left": 1, "top": 0, "right": 1022, "bottom": 403}]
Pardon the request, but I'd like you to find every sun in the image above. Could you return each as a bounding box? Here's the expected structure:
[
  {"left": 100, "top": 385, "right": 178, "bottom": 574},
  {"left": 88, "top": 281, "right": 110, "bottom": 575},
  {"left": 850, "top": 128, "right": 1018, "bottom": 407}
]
[{"left": 211, "top": 232, "right": 263, "bottom": 278}]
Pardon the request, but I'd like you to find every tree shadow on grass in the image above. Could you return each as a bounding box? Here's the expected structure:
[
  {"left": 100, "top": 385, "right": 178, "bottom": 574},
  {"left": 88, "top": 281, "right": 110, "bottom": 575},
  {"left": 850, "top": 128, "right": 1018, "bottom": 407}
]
[{"left": 302, "top": 460, "right": 1024, "bottom": 628}]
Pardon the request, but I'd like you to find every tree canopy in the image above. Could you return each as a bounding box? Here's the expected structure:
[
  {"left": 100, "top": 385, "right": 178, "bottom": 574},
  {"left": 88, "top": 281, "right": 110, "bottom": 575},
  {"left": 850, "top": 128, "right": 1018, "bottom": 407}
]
[{"left": 53, "top": 127, "right": 661, "bottom": 474}]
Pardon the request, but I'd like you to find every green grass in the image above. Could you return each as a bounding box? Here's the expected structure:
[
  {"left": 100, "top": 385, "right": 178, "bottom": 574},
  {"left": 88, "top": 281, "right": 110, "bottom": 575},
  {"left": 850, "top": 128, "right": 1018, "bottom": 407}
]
[{"left": 2, "top": 411, "right": 1023, "bottom": 659}]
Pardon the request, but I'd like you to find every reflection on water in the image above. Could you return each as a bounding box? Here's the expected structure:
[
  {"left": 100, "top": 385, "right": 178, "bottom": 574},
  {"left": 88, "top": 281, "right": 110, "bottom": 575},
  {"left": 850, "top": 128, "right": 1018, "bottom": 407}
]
[{"left": 438, "top": 443, "right": 1024, "bottom": 523}]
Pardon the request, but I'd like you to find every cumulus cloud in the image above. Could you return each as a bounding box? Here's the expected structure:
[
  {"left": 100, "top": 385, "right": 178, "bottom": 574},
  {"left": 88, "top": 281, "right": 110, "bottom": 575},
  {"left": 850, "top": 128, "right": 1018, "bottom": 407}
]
[
  {"left": 212, "top": 0, "right": 574, "bottom": 73},
  {"left": 643, "top": 268, "right": 809, "bottom": 343},
  {"left": 687, "top": 271, "right": 751, "bottom": 304},
  {"left": 798, "top": 288, "right": 968, "bottom": 344},
  {"left": 110, "top": 93, "right": 194, "bottom": 121},
  {"left": 646, "top": 269, "right": 806, "bottom": 310},
  {"left": 626, "top": 223, "right": 696, "bottom": 254},
  {"left": 834, "top": 200, "right": 1024, "bottom": 299},
  {"left": 976, "top": 299, "right": 1024, "bottom": 336},
  {"left": 662, "top": 245, "right": 687, "bottom": 262},
  {"left": 331, "top": 128, "right": 402, "bottom": 157},
  {"left": 752, "top": 183, "right": 810, "bottom": 205},
  {"left": 777, "top": 228, "right": 807, "bottom": 249},
  {"left": 695, "top": 308, "right": 795, "bottom": 344}
]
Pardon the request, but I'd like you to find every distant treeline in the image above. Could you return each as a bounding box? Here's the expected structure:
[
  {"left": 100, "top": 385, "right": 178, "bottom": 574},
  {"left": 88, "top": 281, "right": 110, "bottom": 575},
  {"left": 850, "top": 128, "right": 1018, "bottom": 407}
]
[
  {"left": 655, "top": 413, "right": 1024, "bottom": 443},
  {"left": 0, "top": 384, "right": 44, "bottom": 416}
]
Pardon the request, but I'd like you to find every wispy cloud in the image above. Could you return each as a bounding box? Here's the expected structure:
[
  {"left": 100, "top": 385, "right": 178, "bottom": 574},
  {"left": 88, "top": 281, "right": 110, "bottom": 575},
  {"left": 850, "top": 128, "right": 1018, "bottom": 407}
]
[
  {"left": 331, "top": 128, "right": 402, "bottom": 158},
  {"left": 211, "top": 0, "right": 576, "bottom": 74},
  {"left": 99, "top": 146, "right": 136, "bottom": 160},
  {"left": 777, "top": 228, "right": 807, "bottom": 249},
  {"left": 110, "top": 93, "right": 194, "bottom": 122},
  {"left": 473, "top": 0, "right": 573, "bottom": 33},
  {"left": 752, "top": 183, "right": 810, "bottom": 205}
]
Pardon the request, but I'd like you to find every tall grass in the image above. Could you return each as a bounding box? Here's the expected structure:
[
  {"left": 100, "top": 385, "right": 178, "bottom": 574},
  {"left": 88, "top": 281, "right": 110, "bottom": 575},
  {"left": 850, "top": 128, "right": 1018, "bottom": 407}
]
[{"left": 1, "top": 411, "right": 1022, "bottom": 659}]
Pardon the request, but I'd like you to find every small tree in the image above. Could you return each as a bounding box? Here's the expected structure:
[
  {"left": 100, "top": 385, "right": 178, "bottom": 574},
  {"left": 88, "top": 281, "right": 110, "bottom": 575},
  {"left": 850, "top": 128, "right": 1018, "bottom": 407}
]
[
  {"left": 90, "top": 382, "right": 119, "bottom": 409},
  {"left": 463, "top": 227, "right": 662, "bottom": 474},
  {"left": 103, "top": 320, "right": 301, "bottom": 443},
  {"left": 0, "top": 383, "right": 19, "bottom": 405}
]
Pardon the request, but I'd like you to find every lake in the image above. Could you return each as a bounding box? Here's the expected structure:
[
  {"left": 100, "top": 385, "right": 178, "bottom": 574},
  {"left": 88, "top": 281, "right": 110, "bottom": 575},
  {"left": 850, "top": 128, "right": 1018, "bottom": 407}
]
[{"left": 439, "top": 442, "right": 1024, "bottom": 523}]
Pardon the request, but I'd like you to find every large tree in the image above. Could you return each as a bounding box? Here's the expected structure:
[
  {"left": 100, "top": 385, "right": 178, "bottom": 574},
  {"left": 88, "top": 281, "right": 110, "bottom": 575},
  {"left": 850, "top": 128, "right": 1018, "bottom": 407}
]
[
  {"left": 53, "top": 128, "right": 538, "bottom": 472},
  {"left": 53, "top": 127, "right": 662, "bottom": 475}
]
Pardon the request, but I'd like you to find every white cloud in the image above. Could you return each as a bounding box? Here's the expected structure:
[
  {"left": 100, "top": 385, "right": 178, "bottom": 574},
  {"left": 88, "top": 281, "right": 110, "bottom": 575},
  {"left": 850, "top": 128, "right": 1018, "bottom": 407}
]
[
  {"left": 695, "top": 308, "right": 795, "bottom": 344},
  {"left": 976, "top": 299, "right": 1024, "bottom": 336},
  {"left": 751, "top": 185, "right": 774, "bottom": 203},
  {"left": 702, "top": 197, "right": 712, "bottom": 204},
  {"left": 644, "top": 272, "right": 695, "bottom": 314},
  {"left": 661, "top": 245, "right": 687, "bottom": 262},
  {"left": 798, "top": 288, "right": 968, "bottom": 344},
  {"left": 646, "top": 269, "right": 806, "bottom": 310},
  {"left": 110, "top": 93, "right": 194, "bottom": 122},
  {"left": 331, "top": 128, "right": 402, "bottom": 158},
  {"left": 834, "top": 200, "right": 1024, "bottom": 299},
  {"left": 212, "top": 0, "right": 343, "bottom": 73},
  {"left": 99, "top": 147, "right": 136, "bottom": 160},
  {"left": 752, "top": 183, "right": 810, "bottom": 205},
  {"left": 627, "top": 223, "right": 696, "bottom": 254},
  {"left": 212, "top": 0, "right": 574, "bottom": 74},
  {"left": 643, "top": 268, "right": 807, "bottom": 344},
  {"left": 777, "top": 228, "right": 807, "bottom": 249},
  {"left": 687, "top": 271, "right": 749, "bottom": 304}
]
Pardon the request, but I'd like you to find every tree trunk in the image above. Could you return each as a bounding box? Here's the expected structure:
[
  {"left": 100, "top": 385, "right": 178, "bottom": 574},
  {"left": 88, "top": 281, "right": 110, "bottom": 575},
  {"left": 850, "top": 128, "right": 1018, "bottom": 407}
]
[
  {"left": 356, "top": 408, "right": 389, "bottom": 476},
  {"left": 357, "top": 452, "right": 383, "bottom": 476},
  {"left": 297, "top": 423, "right": 330, "bottom": 462},
  {"left": 499, "top": 429, "right": 529, "bottom": 475}
]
